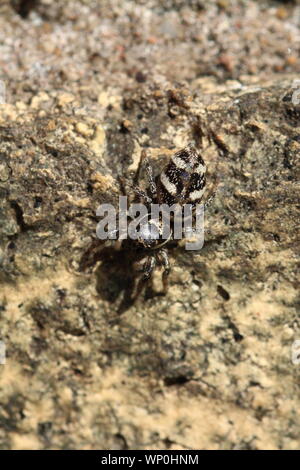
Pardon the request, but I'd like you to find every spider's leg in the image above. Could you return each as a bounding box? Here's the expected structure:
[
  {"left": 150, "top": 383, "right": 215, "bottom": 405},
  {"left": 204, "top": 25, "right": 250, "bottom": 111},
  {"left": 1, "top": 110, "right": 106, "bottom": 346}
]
[
  {"left": 119, "top": 173, "right": 152, "bottom": 204},
  {"left": 157, "top": 248, "right": 170, "bottom": 293},
  {"left": 132, "top": 186, "right": 152, "bottom": 204},
  {"left": 142, "top": 255, "right": 156, "bottom": 281},
  {"left": 131, "top": 255, "right": 156, "bottom": 300},
  {"left": 143, "top": 153, "right": 157, "bottom": 200},
  {"left": 133, "top": 149, "right": 157, "bottom": 200}
]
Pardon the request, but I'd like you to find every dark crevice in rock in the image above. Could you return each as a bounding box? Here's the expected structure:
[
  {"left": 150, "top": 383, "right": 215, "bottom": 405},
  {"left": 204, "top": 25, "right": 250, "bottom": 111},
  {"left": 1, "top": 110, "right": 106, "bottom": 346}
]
[{"left": 12, "top": 0, "right": 39, "bottom": 18}]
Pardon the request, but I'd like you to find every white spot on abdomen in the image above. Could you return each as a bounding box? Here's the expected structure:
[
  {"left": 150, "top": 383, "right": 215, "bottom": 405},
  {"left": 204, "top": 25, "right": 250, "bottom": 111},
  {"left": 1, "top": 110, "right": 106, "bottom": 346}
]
[{"left": 160, "top": 172, "right": 177, "bottom": 195}]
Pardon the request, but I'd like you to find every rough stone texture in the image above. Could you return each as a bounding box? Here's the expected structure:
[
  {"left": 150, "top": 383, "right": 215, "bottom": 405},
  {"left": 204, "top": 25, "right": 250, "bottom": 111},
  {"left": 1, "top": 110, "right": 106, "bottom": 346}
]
[{"left": 0, "top": 0, "right": 300, "bottom": 450}]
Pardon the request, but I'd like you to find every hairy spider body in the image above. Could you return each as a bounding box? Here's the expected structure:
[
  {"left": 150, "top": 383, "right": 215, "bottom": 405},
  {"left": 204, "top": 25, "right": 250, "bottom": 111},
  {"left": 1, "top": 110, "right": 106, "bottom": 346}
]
[
  {"left": 81, "top": 144, "right": 209, "bottom": 301},
  {"left": 119, "top": 143, "right": 206, "bottom": 299}
]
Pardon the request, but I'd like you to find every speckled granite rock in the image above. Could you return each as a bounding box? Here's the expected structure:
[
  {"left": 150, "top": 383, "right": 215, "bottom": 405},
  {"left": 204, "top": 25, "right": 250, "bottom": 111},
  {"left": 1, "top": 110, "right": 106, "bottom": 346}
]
[{"left": 0, "top": 0, "right": 299, "bottom": 450}]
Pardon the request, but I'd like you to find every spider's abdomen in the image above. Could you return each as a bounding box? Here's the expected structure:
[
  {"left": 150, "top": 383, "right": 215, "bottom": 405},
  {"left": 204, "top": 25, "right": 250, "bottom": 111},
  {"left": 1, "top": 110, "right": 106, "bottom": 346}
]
[{"left": 157, "top": 144, "right": 206, "bottom": 207}]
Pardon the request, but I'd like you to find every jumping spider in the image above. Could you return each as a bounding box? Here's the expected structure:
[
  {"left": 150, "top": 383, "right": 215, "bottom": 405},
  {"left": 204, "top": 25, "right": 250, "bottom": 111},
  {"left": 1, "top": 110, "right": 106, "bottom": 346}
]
[{"left": 80, "top": 143, "right": 213, "bottom": 302}]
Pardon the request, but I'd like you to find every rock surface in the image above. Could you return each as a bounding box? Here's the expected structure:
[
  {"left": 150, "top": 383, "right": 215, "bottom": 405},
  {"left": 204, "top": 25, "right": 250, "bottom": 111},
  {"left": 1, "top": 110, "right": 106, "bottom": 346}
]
[{"left": 0, "top": 0, "right": 299, "bottom": 450}]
